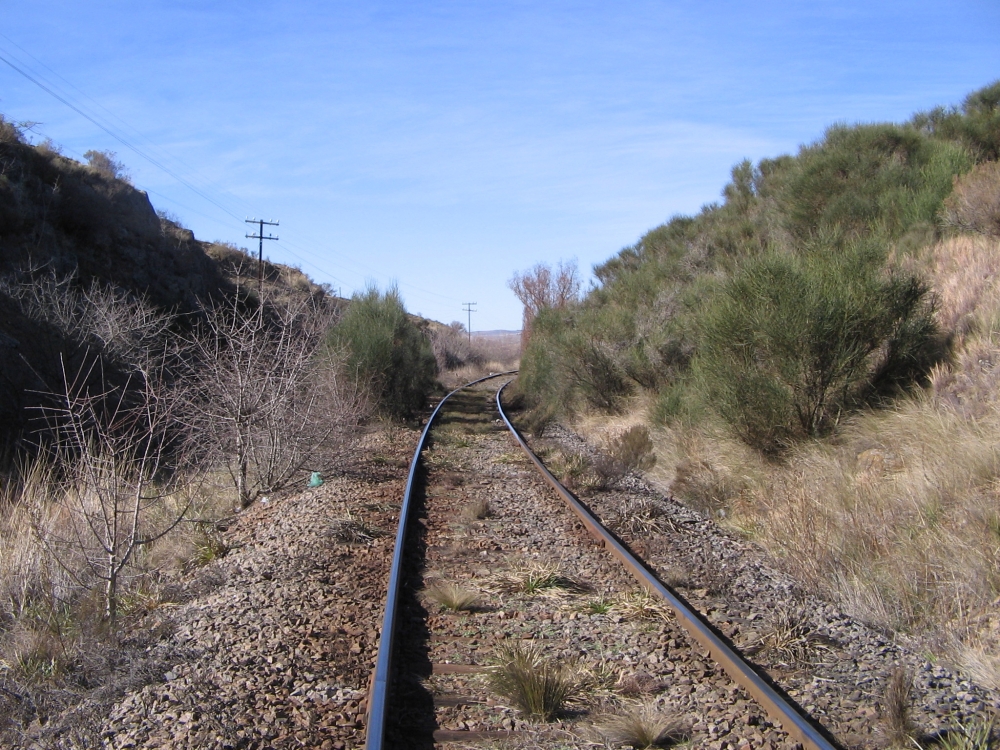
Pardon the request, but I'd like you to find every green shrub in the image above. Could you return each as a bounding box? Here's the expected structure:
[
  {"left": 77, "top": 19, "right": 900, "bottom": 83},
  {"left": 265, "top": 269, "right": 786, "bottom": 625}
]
[
  {"left": 651, "top": 382, "right": 687, "bottom": 425},
  {"left": 670, "top": 458, "right": 740, "bottom": 517},
  {"left": 913, "top": 80, "right": 1000, "bottom": 162},
  {"left": 779, "top": 123, "right": 971, "bottom": 242},
  {"left": 327, "top": 284, "right": 437, "bottom": 420},
  {"left": 519, "top": 307, "right": 633, "bottom": 413},
  {"left": 512, "top": 84, "right": 990, "bottom": 437},
  {"left": 697, "top": 240, "right": 941, "bottom": 454}
]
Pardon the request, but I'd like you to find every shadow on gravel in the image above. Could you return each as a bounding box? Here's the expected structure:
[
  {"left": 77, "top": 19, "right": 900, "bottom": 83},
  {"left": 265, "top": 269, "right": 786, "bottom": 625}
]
[{"left": 384, "top": 462, "right": 436, "bottom": 750}]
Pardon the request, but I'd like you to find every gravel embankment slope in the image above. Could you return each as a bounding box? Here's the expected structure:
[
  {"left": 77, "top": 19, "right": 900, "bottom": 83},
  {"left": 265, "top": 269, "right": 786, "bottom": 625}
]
[
  {"left": 11, "top": 427, "right": 418, "bottom": 750},
  {"left": 537, "top": 421, "right": 1000, "bottom": 749}
]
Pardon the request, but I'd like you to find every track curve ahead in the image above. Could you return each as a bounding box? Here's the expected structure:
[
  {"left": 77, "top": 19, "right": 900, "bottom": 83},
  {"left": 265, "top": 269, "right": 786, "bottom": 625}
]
[
  {"left": 366, "top": 372, "right": 515, "bottom": 750},
  {"left": 366, "top": 375, "right": 840, "bottom": 750}
]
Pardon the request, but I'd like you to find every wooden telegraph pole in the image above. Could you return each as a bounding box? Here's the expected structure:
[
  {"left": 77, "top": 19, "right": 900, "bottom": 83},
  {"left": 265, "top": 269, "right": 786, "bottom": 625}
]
[
  {"left": 245, "top": 218, "right": 279, "bottom": 297},
  {"left": 462, "top": 302, "right": 477, "bottom": 344}
]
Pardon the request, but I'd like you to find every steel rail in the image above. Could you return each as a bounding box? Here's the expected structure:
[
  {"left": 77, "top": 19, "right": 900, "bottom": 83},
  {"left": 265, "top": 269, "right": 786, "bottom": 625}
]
[
  {"left": 365, "top": 372, "right": 517, "bottom": 750},
  {"left": 495, "top": 381, "right": 841, "bottom": 750}
]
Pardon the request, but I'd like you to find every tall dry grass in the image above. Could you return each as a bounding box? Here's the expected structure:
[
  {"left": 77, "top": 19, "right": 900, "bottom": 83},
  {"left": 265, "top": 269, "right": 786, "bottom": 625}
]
[
  {"left": 730, "top": 401, "right": 1000, "bottom": 633},
  {"left": 726, "top": 236, "right": 1000, "bottom": 642},
  {"left": 0, "top": 457, "right": 232, "bottom": 693}
]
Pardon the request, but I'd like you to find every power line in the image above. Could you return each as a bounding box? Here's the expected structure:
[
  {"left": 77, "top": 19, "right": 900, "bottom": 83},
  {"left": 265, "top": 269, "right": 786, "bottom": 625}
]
[
  {"left": 0, "top": 51, "right": 250, "bottom": 226},
  {"left": 0, "top": 41, "right": 464, "bottom": 317},
  {"left": 0, "top": 33, "right": 251, "bottom": 220}
]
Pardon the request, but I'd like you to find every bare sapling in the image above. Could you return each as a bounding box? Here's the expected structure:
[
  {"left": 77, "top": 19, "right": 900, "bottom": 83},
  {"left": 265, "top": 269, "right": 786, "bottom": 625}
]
[
  {"left": 1, "top": 267, "right": 172, "bottom": 375},
  {"left": 32, "top": 358, "right": 191, "bottom": 627},
  {"left": 508, "top": 259, "right": 581, "bottom": 349},
  {"left": 180, "top": 293, "right": 367, "bottom": 509}
]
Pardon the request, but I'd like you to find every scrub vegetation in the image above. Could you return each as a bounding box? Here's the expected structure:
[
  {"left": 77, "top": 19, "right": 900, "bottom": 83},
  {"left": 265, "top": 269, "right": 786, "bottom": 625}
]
[
  {"left": 508, "top": 81, "right": 1000, "bottom": 667},
  {"left": 0, "top": 117, "right": 439, "bottom": 725}
]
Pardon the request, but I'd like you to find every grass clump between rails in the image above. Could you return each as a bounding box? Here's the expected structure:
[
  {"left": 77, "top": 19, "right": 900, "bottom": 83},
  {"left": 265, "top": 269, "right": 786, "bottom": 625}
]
[
  {"left": 488, "top": 641, "right": 579, "bottom": 720},
  {"left": 422, "top": 582, "right": 482, "bottom": 612},
  {"left": 597, "top": 702, "right": 689, "bottom": 748},
  {"left": 490, "top": 561, "right": 584, "bottom": 595}
]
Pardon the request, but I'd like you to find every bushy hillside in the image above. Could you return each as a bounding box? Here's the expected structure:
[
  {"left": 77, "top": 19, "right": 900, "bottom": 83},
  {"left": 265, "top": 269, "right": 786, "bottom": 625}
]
[
  {"left": 513, "top": 82, "right": 1000, "bottom": 658},
  {"left": 519, "top": 82, "right": 1000, "bottom": 436}
]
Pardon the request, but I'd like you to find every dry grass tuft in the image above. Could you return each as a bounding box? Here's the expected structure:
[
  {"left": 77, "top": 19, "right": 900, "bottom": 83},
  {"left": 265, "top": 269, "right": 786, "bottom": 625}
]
[
  {"left": 548, "top": 450, "right": 593, "bottom": 490},
  {"left": 6, "top": 624, "right": 72, "bottom": 684},
  {"left": 422, "top": 582, "right": 482, "bottom": 612},
  {"left": 490, "top": 561, "right": 584, "bottom": 596},
  {"left": 606, "top": 425, "right": 657, "bottom": 472},
  {"left": 940, "top": 161, "right": 1000, "bottom": 238},
  {"left": 328, "top": 516, "right": 375, "bottom": 543},
  {"left": 660, "top": 564, "right": 689, "bottom": 589},
  {"left": 488, "top": 641, "right": 578, "bottom": 720},
  {"left": 616, "top": 670, "right": 668, "bottom": 696},
  {"left": 881, "top": 667, "right": 917, "bottom": 749},
  {"left": 611, "top": 497, "right": 674, "bottom": 536},
  {"left": 670, "top": 456, "right": 744, "bottom": 519},
  {"left": 460, "top": 498, "right": 492, "bottom": 522},
  {"left": 613, "top": 591, "right": 674, "bottom": 623},
  {"left": 189, "top": 528, "right": 230, "bottom": 568},
  {"left": 952, "top": 639, "right": 1000, "bottom": 692},
  {"left": 742, "top": 610, "right": 830, "bottom": 664},
  {"left": 597, "top": 702, "right": 688, "bottom": 748}
]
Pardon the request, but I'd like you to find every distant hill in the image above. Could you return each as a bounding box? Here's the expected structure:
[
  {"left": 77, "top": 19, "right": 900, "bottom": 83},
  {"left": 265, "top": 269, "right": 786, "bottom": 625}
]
[{"left": 472, "top": 329, "right": 520, "bottom": 338}]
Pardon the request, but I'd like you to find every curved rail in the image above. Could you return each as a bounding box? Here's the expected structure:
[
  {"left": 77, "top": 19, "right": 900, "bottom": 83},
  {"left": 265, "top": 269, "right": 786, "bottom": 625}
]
[
  {"left": 495, "top": 381, "right": 840, "bottom": 750},
  {"left": 365, "top": 372, "right": 516, "bottom": 750}
]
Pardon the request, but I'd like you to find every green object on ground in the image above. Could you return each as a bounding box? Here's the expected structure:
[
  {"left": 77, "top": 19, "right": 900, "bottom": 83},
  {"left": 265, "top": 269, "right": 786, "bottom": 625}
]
[{"left": 308, "top": 471, "right": 323, "bottom": 487}]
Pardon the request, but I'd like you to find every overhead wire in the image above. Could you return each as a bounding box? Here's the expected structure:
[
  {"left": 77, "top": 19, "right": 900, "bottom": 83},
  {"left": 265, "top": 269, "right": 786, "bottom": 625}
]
[
  {"left": 0, "top": 50, "right": 249, "bottom": 226},
  {"left": 0, "top": 32, "right": 252, "bottom": 221},
  {"left": 0, "top": 39, "right": 465, "bottom": 315}
]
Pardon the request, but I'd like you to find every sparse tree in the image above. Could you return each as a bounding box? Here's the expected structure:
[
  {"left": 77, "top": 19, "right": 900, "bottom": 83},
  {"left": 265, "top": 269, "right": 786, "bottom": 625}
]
[
  {"left": 0, "top": 269, "right": 172, "bottom": 375},
  {"left": 181, "top": 294, "right": 365, "bottom": 509},
  {"left": 508, "top": 259, "right": 581, "bottom": 349},
  {"left": 33, "top": 359, "right": 190, "bottom": 627},
  {"left": 431, "top": 321, "right": 480, "bottom": 371},
  {"left": 84, "top": 149, "right": 130, "bottom": 183}
]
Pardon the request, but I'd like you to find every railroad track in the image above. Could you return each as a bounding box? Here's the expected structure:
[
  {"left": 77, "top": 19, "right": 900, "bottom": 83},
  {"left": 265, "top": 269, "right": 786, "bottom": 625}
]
[{"left": 365, "top": 375, "right": 841, "bottom": 749}]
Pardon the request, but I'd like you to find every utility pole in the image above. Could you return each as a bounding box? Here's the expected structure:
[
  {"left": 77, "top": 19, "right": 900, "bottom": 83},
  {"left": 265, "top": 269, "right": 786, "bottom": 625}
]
[
  {"left": 462, "top": 302, "right": 477, "bottom": 344},
  {"left": 245, "top": 217, "right": 279, "bottom": 297}
]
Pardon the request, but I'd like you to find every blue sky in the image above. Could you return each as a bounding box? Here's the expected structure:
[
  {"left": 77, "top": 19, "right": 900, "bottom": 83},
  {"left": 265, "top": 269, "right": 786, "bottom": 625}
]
[{"left": 1, "top": 1, "right": 998, "bottom": 330}]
